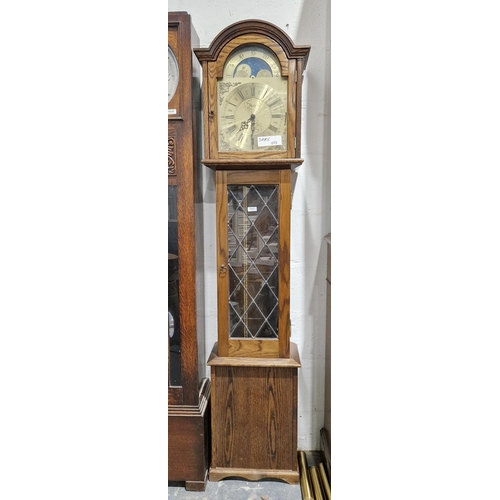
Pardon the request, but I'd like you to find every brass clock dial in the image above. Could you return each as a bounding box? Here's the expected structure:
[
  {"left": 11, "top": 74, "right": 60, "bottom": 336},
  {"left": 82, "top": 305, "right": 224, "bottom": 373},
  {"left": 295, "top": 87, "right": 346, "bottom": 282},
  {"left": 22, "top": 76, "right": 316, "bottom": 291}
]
[
  {"left": 218, "top": 80, "right": 287, "bottom": 151},
  {"left": 168, "top": 46, "right": 179, "bottom": 103},
  {"left": 218, "top": 45, "right": 288, "bottom": 152}
]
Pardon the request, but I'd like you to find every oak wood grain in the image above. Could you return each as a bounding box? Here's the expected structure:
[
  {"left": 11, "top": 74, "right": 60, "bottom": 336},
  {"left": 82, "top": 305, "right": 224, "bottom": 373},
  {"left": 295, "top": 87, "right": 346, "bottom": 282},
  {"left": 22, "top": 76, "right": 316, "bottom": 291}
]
[
  {"left": 227, "top": 339, "right": 279, "bottom": 358},
  {"left": 194, "top": 19, "right": 310, "bottom": 68},
  {"left": 278, "top": 169, "right": 291, "bottom": 358},
  {"left": 168, "top": 379, "right": 210, "bottom": 484},
  {"left": 215, "top": 169, "right": 292, "bottom": 358},
  {"left": 208, "top": 342, "right": 301, "bottom": 368},
  {"left": 287, "top": 58, "right": 297, "bottom": 156},
  {"left": 210, "top": 358, "right": 299, "bottom": 480},
  {"left": 194, "top": 19, "right": 310, "bottom": 163},
  {"left": 216, "top": 170, "right": 229, "bottom": 356},
  {"left": 209, "top": 467, "right": 299, "bottom": 484},
  {"left": 202, "top": 158, "right": 304, "bottom": 170},
  {"left": 168, "top": 12, "right": 210, "bottom": 489}
]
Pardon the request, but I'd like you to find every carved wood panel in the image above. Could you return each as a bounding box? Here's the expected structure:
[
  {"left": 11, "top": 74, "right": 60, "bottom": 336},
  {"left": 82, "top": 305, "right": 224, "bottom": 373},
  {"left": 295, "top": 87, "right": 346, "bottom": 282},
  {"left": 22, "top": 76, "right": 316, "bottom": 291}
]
[{"left": 168, "top": 135, "right": 176, "bottom": 176}]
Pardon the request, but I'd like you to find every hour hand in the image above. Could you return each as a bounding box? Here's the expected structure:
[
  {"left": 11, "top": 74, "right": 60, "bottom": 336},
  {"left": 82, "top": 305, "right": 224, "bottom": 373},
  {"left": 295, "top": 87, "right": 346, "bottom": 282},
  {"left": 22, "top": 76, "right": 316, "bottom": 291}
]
[{"left": 239, "top": 113, "right": 256, "bottom": 132}]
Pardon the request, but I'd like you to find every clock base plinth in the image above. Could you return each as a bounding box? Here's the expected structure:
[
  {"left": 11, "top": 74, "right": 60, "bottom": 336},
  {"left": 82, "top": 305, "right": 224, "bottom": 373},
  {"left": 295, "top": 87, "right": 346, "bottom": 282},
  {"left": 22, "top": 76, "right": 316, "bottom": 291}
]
[
  {"left": 207, "top": 343, "right": 300, "bottom": 484},
  {"left": 168, "top": 378, "right": 211, "bottom": 490},
  {"left": 209, "top": 467, "right": 299, "bottom": 484},
  {"left": 185, "top": 469, "right": 209, "bottom": 492}
]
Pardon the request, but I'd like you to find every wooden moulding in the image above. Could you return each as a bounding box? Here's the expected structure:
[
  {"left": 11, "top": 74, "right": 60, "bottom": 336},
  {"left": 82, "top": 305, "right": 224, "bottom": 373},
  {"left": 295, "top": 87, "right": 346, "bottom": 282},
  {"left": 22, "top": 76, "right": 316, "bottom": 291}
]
[
  {"left": 208, "top": 342, "right": 301, "bottom": 368},
  {"left": 209, "top": 467, "right": 299, "bottom": 484},
  {"left": 168, "top": 378, "right": 211, "bottom": 490},
  {"left": 168, "top": 377, "right": 210, "bottom": 416},
  {"left": 201, "top": 158, "right": 304, "bottom": 170},
  {"left": 194, "top": 19, "right": 310, "bottom": 69}
]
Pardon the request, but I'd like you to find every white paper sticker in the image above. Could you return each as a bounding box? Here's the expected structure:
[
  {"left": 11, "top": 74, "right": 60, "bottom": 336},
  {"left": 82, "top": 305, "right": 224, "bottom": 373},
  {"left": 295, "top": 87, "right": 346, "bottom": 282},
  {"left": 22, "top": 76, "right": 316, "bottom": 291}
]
[
  {"left": 168, "top": 109, "right": 177, "bottom": 115},
  {"left": 258, "top": 135, "right": 282, "bottom": 147},
  {"left": 248, "top": 206, "right": 258, "bottom": 213}
]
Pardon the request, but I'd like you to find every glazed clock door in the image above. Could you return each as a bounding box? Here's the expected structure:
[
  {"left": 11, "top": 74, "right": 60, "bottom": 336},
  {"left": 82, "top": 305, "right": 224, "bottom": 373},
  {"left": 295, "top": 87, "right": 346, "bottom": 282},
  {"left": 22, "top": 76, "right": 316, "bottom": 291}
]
[{"left": 216, "top": 169, "right": 291, "bottom": 358}]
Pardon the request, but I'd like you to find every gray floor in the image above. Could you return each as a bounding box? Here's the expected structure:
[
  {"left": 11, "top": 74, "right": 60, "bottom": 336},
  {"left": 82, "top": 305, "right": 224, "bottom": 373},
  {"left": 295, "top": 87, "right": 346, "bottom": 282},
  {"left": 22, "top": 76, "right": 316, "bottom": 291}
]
[
  {"left": 168, "top": 478, "right": 302, "bottom": 499},
  {"left": 168, "top": 452, "right": 323, "bottom": 499}
]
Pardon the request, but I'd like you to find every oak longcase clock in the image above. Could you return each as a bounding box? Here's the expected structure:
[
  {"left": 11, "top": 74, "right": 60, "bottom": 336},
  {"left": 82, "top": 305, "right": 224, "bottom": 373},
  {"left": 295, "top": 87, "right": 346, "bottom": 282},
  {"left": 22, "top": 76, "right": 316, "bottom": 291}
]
[
  {"left": 168, "top": 11, "right": 210, "bottom": 492},
  {"left": 195, "top": 19, "right": 310, "bottom": 484}
]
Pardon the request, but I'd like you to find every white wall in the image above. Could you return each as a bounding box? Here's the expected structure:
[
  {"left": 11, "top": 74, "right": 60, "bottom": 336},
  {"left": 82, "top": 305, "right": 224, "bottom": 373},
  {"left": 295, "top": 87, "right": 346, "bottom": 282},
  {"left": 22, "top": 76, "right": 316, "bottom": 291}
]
[{"left": 168, "top": 0, "right": 331, "bottom": 450}]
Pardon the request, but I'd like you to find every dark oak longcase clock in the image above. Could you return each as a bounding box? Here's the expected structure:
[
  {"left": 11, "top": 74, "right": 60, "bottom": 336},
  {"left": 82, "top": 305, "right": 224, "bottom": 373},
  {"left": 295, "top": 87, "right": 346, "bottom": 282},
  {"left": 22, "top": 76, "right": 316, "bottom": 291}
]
[
  {"left": 168, "top": 11, "right": 210, "bottom": 491},
  {"left": 195, "top": 19, "right": 310, "bottom": 484}
]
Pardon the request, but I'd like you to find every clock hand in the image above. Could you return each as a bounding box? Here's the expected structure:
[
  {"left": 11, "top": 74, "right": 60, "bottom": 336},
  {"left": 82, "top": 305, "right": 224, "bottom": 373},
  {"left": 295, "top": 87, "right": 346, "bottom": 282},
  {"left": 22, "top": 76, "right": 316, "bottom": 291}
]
[
  {"left": 250, "top": 114, "right": 256, "bottom": 150},
  {"left": 238, "top": 111, "right": 256, "bottom": 132},
  {"left": 238, "top": 119, "right": 250, "bottom": 132}
]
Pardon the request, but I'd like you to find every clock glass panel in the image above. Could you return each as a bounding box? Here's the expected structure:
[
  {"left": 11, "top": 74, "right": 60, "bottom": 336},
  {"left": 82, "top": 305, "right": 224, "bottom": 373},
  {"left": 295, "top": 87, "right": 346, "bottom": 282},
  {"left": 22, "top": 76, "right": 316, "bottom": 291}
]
[
  {"left": 227, "top": 184, "right": 279, "bottom": 339},
  {"left": 218, "top": 45, "right": 287, "bottom": 152},
  {"left": 168, "top": 46, "right": 179, "bottom": 103},
  {"left": 168, "top": 185, "right": 181, "bottom": 386}
]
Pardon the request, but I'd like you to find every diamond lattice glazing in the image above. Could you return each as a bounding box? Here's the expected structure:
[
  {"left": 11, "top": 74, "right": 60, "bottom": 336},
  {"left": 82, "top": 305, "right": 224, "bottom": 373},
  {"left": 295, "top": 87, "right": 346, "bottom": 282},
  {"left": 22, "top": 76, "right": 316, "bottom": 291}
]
[{"left": 227, "top": 184, "right": 279, "bottom": 339}]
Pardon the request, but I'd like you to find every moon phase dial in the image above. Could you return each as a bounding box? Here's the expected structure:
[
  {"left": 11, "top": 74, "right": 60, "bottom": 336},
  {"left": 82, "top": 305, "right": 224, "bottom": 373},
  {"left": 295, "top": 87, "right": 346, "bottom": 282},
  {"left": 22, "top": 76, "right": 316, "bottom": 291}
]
[
  {"left": 224, "top": 44, "right": 282, "bottom": 79},
  {"left": 219, "top": 81, "right": 287, "bottom": 152}
]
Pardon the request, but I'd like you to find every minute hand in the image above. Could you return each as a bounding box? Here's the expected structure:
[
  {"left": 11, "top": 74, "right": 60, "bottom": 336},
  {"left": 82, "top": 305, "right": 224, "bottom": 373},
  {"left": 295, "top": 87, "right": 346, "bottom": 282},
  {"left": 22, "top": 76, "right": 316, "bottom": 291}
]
[{"left": 250, "top": 114, "right": 255, "bottom": 150}]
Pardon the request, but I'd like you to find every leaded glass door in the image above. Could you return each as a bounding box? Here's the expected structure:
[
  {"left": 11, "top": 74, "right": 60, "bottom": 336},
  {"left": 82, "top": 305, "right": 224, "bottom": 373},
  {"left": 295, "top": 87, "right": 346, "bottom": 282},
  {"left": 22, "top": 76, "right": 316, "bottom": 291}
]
[{"left": 216, "top": 169, "right": 291, "bottom": 358}]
